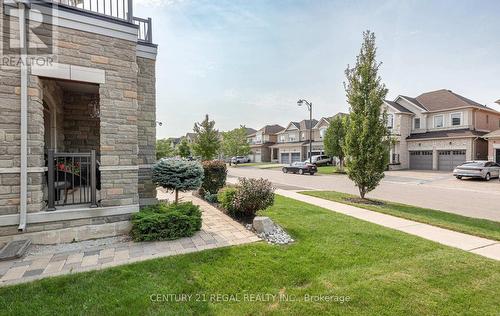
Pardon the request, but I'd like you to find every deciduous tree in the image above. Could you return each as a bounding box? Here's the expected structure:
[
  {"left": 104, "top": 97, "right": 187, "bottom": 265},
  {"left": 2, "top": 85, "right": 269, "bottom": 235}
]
[{"left": 323, "top": 115, "right": 348, "bottom": 172}]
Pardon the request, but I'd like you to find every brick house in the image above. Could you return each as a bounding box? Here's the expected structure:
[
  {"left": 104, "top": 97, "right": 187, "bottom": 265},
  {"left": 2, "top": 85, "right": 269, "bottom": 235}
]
[
  {"left": 383, "top": 89, "right": 500, "bottom": 171},
  {"left": 246, "top": 124, "right": 284, "bottom": 162},
  {"left": 0, "top": 1, "right": 157, "bottom": 243}
]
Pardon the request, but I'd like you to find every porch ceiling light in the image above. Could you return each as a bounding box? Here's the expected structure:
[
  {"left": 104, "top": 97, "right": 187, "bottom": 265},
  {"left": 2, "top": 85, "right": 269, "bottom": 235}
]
[{"left": 88, "top": 95, "right": 100, "bottom": 119}]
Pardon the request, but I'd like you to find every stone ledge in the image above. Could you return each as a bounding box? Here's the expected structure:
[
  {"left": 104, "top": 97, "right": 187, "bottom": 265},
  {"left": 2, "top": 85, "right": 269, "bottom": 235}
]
[
  {"left": 0, "top": 205, "right": 139, "bottom": 227},
  {"left": 0, "top": 221, "right": 132, "bottom": 245}
]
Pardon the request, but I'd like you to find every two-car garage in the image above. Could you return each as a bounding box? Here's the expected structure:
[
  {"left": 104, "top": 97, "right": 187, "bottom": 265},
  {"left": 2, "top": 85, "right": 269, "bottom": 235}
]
[{"left": 409, "top": 150, "right": 466, "bottom": 171}]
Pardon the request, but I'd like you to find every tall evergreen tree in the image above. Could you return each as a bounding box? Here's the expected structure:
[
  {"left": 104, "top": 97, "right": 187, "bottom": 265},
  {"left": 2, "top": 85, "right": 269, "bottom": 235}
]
[
  {"left": 343, "top": 31, "right": 390, "bottom": 199},
  {"left": 192, "top": 114, "right": 220, "bottom": 161},
  {"left": 323, "top": 115, "right": 348, "bottom": 172},
  {"left": 177, "top": 138, "right": 191, "bottom": 158}
]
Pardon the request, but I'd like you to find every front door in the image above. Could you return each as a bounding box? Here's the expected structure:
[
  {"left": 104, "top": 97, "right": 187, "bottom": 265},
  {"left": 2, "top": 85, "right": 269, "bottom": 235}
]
[{"left": 496, "top": 149, "right": 500, "bottom": 163}]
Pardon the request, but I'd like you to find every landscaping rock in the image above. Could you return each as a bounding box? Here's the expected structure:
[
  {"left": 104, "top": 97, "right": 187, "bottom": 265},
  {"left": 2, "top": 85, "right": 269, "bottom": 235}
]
[
  {"left": 253, "top": 216, "right": 275, "bottom": 234},
  {"left": 257, "top": 225, "right": 294, "bottom": 245}
]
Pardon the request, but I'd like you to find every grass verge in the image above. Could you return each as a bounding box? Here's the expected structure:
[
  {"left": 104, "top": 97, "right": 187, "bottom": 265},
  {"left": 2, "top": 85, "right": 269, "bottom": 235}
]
[
  {"left": 0, "top": 196, "right": 498, "bottom": 315},
  {"left": 301, "top": 190, "right": 500, "bottom": 241},
  {"left": 316, "top": 166, "right": 346, "bottom": 175}
]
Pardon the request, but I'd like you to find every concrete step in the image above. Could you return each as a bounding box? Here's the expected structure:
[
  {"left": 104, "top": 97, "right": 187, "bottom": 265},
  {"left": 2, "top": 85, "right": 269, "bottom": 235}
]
[{"left": 0, "top": 239, "right": 31, "bottom": 261}]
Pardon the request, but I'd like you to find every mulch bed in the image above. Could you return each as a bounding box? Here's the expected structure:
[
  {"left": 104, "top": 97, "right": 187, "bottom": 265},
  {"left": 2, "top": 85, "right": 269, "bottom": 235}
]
[
  {"left": 344, "top": 197, "right": 384, "bottom": 206},
  {"left": 193, "top": 191, "right": 255, "bottom": 225}
]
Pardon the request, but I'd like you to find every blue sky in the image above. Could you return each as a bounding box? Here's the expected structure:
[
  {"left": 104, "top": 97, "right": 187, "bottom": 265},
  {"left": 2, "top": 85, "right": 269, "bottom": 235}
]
[{"left": 134, "top": 0, "right": 500, "bottom": 138}]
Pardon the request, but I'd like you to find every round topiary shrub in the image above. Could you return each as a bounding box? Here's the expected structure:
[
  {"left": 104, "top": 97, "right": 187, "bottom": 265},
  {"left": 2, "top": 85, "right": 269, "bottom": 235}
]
[
  {"left": 201, "top": 160, "right": 227, "bottom": 194},
  {"left": 152, "top": 158, "right": 204, "bottom": 203}
]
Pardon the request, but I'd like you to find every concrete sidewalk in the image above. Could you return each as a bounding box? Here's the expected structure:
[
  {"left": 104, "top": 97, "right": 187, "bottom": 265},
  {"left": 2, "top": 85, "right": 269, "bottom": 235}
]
[{"left": 276, "top": 189, "right": 500, "bottom": 261}]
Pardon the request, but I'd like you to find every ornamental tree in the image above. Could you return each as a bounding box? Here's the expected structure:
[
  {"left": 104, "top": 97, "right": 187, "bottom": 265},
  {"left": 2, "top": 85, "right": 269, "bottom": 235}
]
[
  {"left": 192, "top": 114, "right": 220, "bottom": 161},
  {"left": 343, "top": 31, "right": 390, "bottom": 199},
  {"left": 152, "top": 159, "right": 204, "bottom": 203},
  {"left": 323, "top": 115, "right": 348, "bottom": 172}
]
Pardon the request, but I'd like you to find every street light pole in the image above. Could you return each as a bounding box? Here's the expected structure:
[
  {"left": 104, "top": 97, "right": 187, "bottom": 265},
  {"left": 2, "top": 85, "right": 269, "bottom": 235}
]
[{"left": 297, "top": 99, "right": 313, "bottom": 163}]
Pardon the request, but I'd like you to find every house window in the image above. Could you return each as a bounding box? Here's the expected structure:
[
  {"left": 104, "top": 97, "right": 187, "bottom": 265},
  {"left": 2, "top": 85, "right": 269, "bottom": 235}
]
[
  {"left": 498, "top": 119, "right": 500, "bottom": 128},
  {"left": 289, "top": 134, "right": 296, "bottom": 142},
  {"left": 320, "top": 128, "right": 326, "bottom": 138},
  {"left": 451, "top": 113, "right": 462, "bottom": 126},
  {"left": 486, "top": 115, "right": 489, "bottom": 124},
  {"left": 387, "top": 114, "right": 393, "bottom": 128},
  {"left": 414, "top": 118, "right": 420, "bottom": 129},
  {"left": 279, "top": 135, "right": 285, "bottom": 142},
  {"left": 434, "top": 115, "right": 444, "bottom": 128}
]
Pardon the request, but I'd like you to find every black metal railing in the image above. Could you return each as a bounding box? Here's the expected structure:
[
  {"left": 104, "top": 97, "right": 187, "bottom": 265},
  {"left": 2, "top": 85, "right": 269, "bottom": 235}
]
[
  {"left": 133, "top": 17, "right": 153, "bottom": 43},
  {"left": 42, "top": 0, "right": 153, "bottom": 43},
  {"left": 47, "top": 150, "right": 98, "bottom": 210}
]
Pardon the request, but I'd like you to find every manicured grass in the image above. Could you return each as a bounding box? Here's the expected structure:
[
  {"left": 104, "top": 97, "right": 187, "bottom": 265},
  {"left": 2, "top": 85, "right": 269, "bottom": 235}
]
[
  {"left": 232, "top": 162, "right": 284, "bottom": 169},
  {"left": 302, "top": 190, "right": 500, "bottom": 241},
  {"left": 1, "top": 196, "right": 499, "bottom": 315},
  {"left": 316, "top": 166, "right": 346, "bottom": 175}
]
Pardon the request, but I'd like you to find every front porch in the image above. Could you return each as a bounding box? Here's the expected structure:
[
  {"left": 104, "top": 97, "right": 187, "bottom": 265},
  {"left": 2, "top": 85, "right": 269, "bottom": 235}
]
[{"left": 42, "top": 79, "right": 103, "bottom": 211}]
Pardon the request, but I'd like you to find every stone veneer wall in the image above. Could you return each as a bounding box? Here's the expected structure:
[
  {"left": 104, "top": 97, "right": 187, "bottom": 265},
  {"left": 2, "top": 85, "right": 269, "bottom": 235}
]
[
  {"left": 0, "top": 16, "right": 143, "bottom": 215},
  {"left": 136, "top": 56, "right": 157, "bottom": 206}
]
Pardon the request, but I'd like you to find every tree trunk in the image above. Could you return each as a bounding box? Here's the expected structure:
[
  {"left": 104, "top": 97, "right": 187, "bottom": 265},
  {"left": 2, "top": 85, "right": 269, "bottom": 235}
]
[
  {"left": 175, "top": 189, "right": 179, "bottom": 204},
  {"left": 359, "top": 187, "right": 366, "bottom": 199}
]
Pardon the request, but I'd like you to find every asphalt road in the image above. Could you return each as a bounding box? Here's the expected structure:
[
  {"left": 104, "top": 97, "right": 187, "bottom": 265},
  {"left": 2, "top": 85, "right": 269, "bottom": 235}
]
[{"left": 228, "top": 167, "right": 500, "bottom": 222}]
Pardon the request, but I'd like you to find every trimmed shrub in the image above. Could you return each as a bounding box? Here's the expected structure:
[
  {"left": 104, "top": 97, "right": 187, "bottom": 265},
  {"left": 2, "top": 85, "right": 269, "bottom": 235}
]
[
  {"left": 217, "top": 186, "right": 238, "bottom": 215},
  {"left": 201, "top": 160, "right": 227, "bottom": 194},
  {"left": 204, "top": 192, "right": 218, "bottom": 203},
  {"left": 152, "top": 158, "right": 204, "bottom": 203},
  {"left": 233, "top": 178, "right": 275, "bottom": 216},
  {"left": 131, "top": 202, "right": 202, "bottom": 241}
]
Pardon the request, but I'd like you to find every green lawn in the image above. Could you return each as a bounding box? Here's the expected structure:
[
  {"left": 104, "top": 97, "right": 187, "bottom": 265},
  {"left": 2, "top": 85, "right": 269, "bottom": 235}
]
[
  {"left": 231, "top": 162, "right": 283, "bottom": 169},
  {"left": 316, "top": 166, "right": 346, "bottom": 175},
  {"left": 302, "top": 191, "right": 500, "bottom": 241},
  {"left": 1, "top": 196, "right": 499, "bottom": 315}
]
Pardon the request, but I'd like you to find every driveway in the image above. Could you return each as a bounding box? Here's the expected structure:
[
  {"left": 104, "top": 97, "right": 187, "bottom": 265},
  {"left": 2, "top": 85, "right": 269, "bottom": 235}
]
[{"left": 228, "top": 167, "right": 500, "bottom": 222}]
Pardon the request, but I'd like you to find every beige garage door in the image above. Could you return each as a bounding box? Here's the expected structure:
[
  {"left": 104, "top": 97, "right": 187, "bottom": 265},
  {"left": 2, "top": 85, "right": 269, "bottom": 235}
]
[
  {"left": 409, "top": 151, "right": 433, "bottom": 170},
  {"left": 438, "top": 150, "right": 466, "bottom": 171}
]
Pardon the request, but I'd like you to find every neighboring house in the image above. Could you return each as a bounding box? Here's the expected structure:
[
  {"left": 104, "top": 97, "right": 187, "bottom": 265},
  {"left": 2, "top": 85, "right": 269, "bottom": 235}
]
[
  {"left": 271, "top": 119, "right": 319, "bottom": 163},
  {"left": 246, "top": 124, "right": 284, "bottom": 162},
  {"left": 0, "top": 1, "right": 157, "bottom": 243},
  {"left": 185, "top": 133, "right": 197, "bottom": 144},
  {"left": 167, "top": 137, "right": 182, "bottom": 149},
  {"left": 312, "top": 113, "right": 348, "bottom": 158},
  {"left": 483, "top": 99, "right": 500, "bottom": 163},
  {"left": 383, "top": 89, "right": 500, "bottom": 171}
]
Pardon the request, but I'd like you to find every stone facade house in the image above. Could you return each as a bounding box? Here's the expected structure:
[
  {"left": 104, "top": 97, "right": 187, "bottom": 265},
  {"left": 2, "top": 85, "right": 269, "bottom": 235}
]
[
  {"left": 0, "top": 1, "right": 157, "bottom": 243},
  {"left": 246, "top": 124, "right": 284, "bottom": 162},
  {"left": 483, "top": 99, "right": 500, "bottom": 163},
  {"left": 271, "top": 119, "right": 319, "bottom": 164},
  {"left": 383, "top": 89, "right": 500, "bottom": 171}
]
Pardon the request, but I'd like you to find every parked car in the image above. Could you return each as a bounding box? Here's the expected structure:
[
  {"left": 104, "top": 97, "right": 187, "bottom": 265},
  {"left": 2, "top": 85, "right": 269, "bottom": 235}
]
[
  {"left": 307, "top": 155, "right": 333, "bottom": 166},
  {"left": 282, "top": 162, "right": 317, "bottom": 175},
  {"left": 231, "top": 156, "right": 251, "bottom": 164},
  {"left": 453, "top": 161, "right": 500, "bottom": 181}
]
